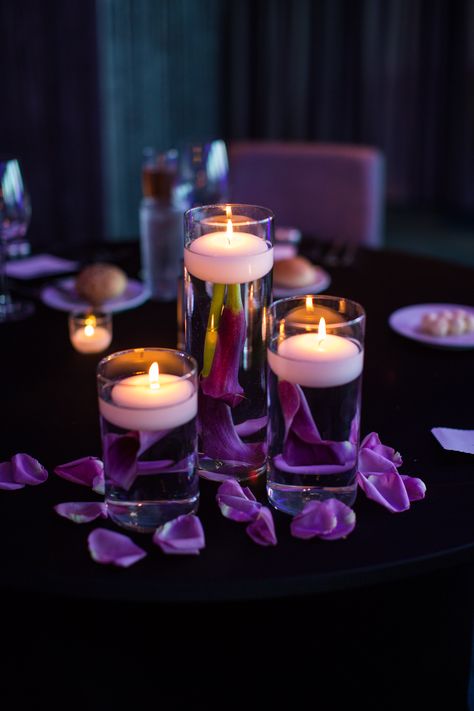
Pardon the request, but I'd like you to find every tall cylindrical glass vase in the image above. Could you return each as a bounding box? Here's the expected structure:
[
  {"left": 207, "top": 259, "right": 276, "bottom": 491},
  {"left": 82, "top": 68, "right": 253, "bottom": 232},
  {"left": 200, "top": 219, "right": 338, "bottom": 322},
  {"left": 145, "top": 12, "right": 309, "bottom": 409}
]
[{"left": 184, "top": 204, "right": 274, "bottom": 482}]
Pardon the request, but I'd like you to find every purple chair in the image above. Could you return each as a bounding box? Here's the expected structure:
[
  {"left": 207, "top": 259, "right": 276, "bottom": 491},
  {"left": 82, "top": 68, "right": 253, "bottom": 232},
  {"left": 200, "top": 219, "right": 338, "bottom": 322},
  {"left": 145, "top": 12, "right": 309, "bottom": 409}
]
[{"left": 229, "top": 141, "right": 385, "bottom": 247}]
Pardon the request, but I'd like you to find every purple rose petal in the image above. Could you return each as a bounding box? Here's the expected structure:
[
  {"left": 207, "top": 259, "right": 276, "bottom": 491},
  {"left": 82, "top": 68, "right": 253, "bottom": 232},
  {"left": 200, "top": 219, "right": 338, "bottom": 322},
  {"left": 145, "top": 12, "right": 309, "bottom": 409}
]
[
  {"left": 55, "top": 456, "right": 105, "bottom": 494},
  {"left": 356, "top": 469, "right": 410, "bottom": 513},
  {"left": 54, "top": 501, "right": 108, "bottom": 524},
  {"left": 246, "top": 507, "right": 277, "bottom": 546},
  {"left": 153, "top": 514, "right": 205, "bottom": 555},
  {"left": 0, "top": 462, "right": 24, "bottom": 490},
  {"left": 291, "top": 499, "right": 356, "bottom": 541},
  {"left": 360, "top": 432, "right": 403, "bottom": 467},
  {"left": 401, "top": 475, "right": 427, "bottom": 502},
  {"left": 11, "top": 453, "right": 48, "bottom": 486},
  {"left": 88, "top": 528, "right": 147, "bottom": 567},
  {"left": 216, "top": 480, "right": 262, "bottom": 522},
  {"left": 201, "top": 304, "right": 246, "bottom": 407}
]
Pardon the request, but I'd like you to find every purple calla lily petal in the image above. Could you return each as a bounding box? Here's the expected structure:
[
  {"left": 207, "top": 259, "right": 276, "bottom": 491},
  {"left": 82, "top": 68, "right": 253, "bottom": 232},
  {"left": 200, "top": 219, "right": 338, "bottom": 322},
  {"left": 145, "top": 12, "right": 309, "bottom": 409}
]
[
  {"left": 11, "top": 453, "right": 48, "bottom": 486},
  {"left": 216, "top": 479, "right": 262, "bottom": 522},
  {"left": 360, "top": 432, "right": 403, "bottom": 467},
  {"left": 55, "top": 456, "right": 105, "bottom": 494},
  {"left": 274, "top": 455, "right": 355, "bottom": 476},
  {"left": 201, "top": 304, "right": 246, "bottom": 407},
  {"left": 153, "top": 514, "right": 205, "bottom": 555},
  {"left": 401, "top": 475, "right": 427, "bottom": 502},
  {"left": 198, "top": 391, "right": 265, "bottom": 466},
  {"left": 55, "top": 501, "right": 108, "bottom": 524},
  {"left": 246, "top": 507, "right": 277, "bottom": 546},
  {"left": 0, "top": 462, "right": 24, "bottom": 490},
  {"left": 103, "top": 432, "right": 139, "bottom": 491},
  {"left": 88, "top": 528, "right": 147, "bottom": 567},
  {"left": 356, "top": 470, "right": 410, "bottom": 513},
  {"left": 235, "top": 416, "right": 268, "bottom": 437},
  {"left": 291, "top": 499, "right": 356, "bottom": 540}
]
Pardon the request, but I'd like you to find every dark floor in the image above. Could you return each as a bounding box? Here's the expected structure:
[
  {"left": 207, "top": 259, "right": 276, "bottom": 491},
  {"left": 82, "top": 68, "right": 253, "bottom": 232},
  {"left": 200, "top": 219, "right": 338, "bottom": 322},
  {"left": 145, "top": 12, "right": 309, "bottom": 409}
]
[{"left": 385, "top": 207, "right": 474, "bottom": 267}]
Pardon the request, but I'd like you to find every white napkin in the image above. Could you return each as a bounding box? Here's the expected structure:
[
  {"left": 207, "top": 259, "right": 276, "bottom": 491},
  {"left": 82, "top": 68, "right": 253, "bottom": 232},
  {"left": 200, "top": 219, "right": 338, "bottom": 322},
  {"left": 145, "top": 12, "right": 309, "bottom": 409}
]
[
  {"left": 6, "top": 254, "right": 79, "bottom": 279},
  {"left": 431, "top": 427, "right": 474, "bottom": 454}
]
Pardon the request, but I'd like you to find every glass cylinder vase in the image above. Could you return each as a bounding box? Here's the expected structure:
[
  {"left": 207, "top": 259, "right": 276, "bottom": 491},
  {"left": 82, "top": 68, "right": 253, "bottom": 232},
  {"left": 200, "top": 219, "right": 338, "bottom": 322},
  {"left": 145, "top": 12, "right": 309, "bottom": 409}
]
[
  {"left": 184, "top": 204, "right": 274, "bottom": 482},
  {"left": 267, "top": 295, "right": 365, "bottom": 515}
]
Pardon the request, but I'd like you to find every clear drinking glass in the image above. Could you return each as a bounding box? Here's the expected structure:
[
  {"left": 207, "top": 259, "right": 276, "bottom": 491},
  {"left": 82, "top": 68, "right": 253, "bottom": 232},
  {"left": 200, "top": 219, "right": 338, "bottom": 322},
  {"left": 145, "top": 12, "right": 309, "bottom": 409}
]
[
  {"left": 0, "top": 158, "right": 34, "bottom": 322},
  {"left": 97, "top": 348, "right": 199, "bottom": 532},
  {"left": 178, "top": 140, "right": 229, "bottom": 208},
  {"left": 184, "top": 204, "right": 274, "bottom": 482},
  {"left": 267, "top": 295, "right": 365, "bottom": 515}
]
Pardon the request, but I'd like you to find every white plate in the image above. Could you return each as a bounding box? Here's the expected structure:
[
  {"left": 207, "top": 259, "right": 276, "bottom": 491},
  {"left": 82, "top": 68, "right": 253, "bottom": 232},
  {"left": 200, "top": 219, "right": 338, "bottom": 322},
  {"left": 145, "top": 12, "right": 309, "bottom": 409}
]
[
  {"left": 41, "top": 277, "right": 150, "bottom": 313},
  {"left": 389, "top": 303, "right": 474, "bottom": 349},
  {"left": 273, "top": 266, "right": 331, "bottom": 298}
]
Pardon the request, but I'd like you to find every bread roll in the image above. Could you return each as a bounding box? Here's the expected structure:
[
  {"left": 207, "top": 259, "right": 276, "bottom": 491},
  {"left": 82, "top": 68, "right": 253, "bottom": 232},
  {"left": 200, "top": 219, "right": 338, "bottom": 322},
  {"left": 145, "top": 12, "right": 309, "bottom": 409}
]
[
  {"left": 75, "top": 263, "right": 127, "bottom": 305},
  {"left": 273, "top": 256, "right": 317, "bottom": 288}
]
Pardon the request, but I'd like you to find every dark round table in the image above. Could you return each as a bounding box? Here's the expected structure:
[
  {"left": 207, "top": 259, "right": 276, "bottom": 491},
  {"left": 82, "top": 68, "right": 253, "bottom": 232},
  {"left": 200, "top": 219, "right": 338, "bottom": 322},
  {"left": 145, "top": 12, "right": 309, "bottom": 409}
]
[{"left": 1, "top": 244, "right": 473, "bottom": 708}]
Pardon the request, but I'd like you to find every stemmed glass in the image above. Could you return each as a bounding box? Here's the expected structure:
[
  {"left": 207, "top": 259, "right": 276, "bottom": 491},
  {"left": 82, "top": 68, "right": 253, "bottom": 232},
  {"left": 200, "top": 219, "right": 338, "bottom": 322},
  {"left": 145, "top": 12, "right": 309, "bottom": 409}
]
[{"left": 0, "top": 158, "right": 34, "bottom": 322}]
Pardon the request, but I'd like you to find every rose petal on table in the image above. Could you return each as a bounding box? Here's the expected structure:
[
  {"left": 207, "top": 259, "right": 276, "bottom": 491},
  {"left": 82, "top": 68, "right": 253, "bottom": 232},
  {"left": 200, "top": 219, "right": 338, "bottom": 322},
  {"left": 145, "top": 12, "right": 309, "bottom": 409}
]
[
  {"left": 246, "top": 507, "right": 277, "bottom": 546},
  {"left": 357, "top": 469, "right": 410, "bottom": 513},
  {"left": 291, "top": 500, "right": 337, "bottom": 539},
  {"left": 88, "top": 528, "right": 147, "bottom": 567},
  {"left": 11, "top": 453, "right": 48, "bottom": 486},
  {"left": 153, "top": 515, "right": 205, "bottom": 555},
  {"left": 401, "top": 475, "right": 427, "bottom": 502},
  {"left": 358, "top": 447, "right": 399, "bottom": 476},
  {"left": 0, "top": 462, "right": 24, "bottom": 490},
  {"left": 54, "top": 501, "right": 108, "bottom": 524},
  {"left": 55, "top": 456, "right": 105, "bottom": 492},
  {"left": 318, "top": 499, "right": 356, "bottom": 540},
  {"left": 216, "top": 480, "right": 261, "bottom": 522},
  {"left": 360, "top": 432, "right": 403, "bottom": 467}
]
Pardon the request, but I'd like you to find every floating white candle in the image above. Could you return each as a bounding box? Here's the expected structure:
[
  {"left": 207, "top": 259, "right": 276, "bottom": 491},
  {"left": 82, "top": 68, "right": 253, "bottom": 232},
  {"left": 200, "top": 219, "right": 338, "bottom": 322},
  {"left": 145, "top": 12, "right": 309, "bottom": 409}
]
[{"left": 70, "top": 314, "right": 112, "bottom": 353}]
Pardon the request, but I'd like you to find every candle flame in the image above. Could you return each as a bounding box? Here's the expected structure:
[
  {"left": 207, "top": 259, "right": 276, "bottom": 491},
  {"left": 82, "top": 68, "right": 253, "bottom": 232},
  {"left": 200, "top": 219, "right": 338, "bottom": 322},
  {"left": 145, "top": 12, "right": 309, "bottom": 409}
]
[
  {"left": 305, "top": 295, "right": 314, "bottom": 311},
  {"left": 84, "top": 314, "right": 96, "bottom": 337},
  {"left": 318, "top": 317, "right": 326, "bottom": 349},
  {"left": 226, "top": 218, "right": 233, "bottom": 246},
  {"left": 225, "top": 205, "right": 232, "bottom": 218},
  {"left": 149, "top": 361, "right": 160, "bottom": 389}
]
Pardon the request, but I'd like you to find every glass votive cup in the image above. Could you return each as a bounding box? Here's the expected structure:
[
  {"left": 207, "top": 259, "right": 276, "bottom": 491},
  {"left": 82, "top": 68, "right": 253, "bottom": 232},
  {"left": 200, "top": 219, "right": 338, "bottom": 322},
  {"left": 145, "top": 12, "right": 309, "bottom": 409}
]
[
  {"left": 267, "top": 295, "right": 366, "bottom": 515},
  {"left": 69, "top": 311, "right": 113, "bottom": 354},
  {"left": 97, "top": 347, "right": 199, "bottom": 533}
]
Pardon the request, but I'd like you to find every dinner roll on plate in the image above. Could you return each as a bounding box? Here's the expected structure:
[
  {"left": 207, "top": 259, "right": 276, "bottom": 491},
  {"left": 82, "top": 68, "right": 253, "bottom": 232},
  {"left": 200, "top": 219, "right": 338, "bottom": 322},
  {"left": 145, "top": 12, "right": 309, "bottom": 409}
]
[
  {"left": 273, "top": 256, "right": 318, "bottom": 288},
  {"left": 75, "top": 263, "right": 128, "bottom": 305}
]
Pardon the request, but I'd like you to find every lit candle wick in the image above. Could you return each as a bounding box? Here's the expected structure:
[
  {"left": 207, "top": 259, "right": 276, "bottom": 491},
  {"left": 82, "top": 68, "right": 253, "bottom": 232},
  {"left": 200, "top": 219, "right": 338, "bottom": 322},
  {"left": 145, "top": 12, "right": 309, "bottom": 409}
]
[
  {"left": 149, "top": 361, "right": 160, "bottom": 390},
  {"left": 317, "top": 317, "right": 326, "bottom": 349},
  {"left": 226, "top": 219, "right": 233, "bottom": 246},
  {"left": 306, "top": 295, "right": 314, "bottom": 312},
  {"left": 225, "top": 205, "right": 232, "bottom": 219}
]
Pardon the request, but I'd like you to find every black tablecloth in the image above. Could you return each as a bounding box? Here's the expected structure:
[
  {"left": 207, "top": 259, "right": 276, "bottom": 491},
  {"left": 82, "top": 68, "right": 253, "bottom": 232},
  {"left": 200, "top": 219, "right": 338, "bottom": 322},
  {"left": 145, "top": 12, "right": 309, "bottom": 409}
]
[{"left": 1, "top": 245, "right": 473, "bottom": 707}]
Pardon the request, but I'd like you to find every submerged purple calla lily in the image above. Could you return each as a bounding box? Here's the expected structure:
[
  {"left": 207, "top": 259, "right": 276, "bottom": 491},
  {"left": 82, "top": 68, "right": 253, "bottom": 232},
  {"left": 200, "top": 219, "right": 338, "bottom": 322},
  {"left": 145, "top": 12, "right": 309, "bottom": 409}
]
[
  {"left": 0, "top": 454, "right": 48, "bottom": 490},
  {"left": 246, "top": 507, "right": 278, "bottom": 546},
  {"left": 291, "top": 499, "right": 356, "bottom": 541},
  {"left": 278, "top": 381, "right": 355, "bottom": 471},
  {"left": 55, "top": 501, "right": 108, "bottom": 524},
  {"left": 198, "top": 390, "right": 265, "bottom": 466},
  {"left": 54, "top": 456, "right": 104, "bottom": 494},
  {"left": 356, "top": 432, "right": 426, "bottom": 512},
  {"left": 201, "top": 303, "right": 246, "bottom": 407},
  {"left": 103, "top": 429, "right": 172, "bottom": 490},
  {"left": 153, "top": 514, "right": 205, "bottom": 555},
  {"left": 88, "top": 528, "right": 147, "bottom": 567},
  {"left": 216, "top": 479, "right": 262, "bottom": 522}
]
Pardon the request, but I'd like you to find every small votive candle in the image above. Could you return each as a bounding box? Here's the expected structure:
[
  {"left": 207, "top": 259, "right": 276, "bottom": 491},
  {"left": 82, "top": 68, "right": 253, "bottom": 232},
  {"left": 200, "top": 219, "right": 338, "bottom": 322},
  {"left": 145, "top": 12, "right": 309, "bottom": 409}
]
[{"left": 69, "top": 311, "right": 112, "bottom": 354}]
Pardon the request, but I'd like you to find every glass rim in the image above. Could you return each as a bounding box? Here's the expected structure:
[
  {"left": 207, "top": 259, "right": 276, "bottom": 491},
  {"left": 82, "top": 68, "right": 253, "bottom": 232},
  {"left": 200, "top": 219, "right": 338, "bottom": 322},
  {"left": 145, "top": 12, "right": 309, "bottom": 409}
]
[
  {"left": 269, "top": 294, "right": 366, "bottom": 330},
  {"left": 69, "top": 310, "right": 111, "bottom": 322},
  {"left": 184, "top": 203, "right": 275, "bottom": 227},
  {"left": 97, "top": 347, "right": 198, "bottom": 387}
]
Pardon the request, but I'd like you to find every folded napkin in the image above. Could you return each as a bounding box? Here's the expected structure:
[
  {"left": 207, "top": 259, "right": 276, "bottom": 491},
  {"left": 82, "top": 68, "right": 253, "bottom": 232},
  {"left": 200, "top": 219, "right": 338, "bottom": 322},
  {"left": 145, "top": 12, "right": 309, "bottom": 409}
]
[
  {"left": 431, "top": 427, "right": 474, "bottom": 454},
  {"left": 6, "top": 254, "right": 78, "bottom": 279}
]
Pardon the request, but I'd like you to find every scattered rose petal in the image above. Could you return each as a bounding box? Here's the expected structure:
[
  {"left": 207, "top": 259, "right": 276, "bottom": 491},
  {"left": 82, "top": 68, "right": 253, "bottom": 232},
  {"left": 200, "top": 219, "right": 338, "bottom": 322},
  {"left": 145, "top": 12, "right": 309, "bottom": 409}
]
[
  {"left": 401, "top": 475, "right": 427, "bottom": 502},
  {"left": 0, "top": 462, "right": 24, "bottom": 490},
  {"left": 356, "top": 469, "right": 410, "bottom": 513},
  {"left": 88, "top": 528, "right": 147, "bottom": 567},
  {"left": 11, "top": 453, "right": 48, "bottom": 486},
  {"left": 55, "top": 501, "right": 108, "bottom": 524},
  {"left": 55, "top": 456, "right": 104, "bottom": 494},
  {"left": 216, "top": 480, "right": 261, "bottom": 522},
  {"left": 291, "top": 499, "right": 356, "bottom": 541},
  {"left": 246, "top": 507, "right": 277, "bottom": 546},
  {"left": 360, "top": 432, "right": 403, "bottom": 467},
  {"left": 153, "top": 515, "right": 205, "bottom": 555}
]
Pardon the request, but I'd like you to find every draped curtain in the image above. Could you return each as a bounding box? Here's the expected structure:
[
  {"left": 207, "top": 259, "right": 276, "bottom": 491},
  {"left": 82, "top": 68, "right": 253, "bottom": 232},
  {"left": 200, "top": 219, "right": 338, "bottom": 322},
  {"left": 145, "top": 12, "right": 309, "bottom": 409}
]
[{"left": 225, "top": 0, "right": 474, "bottom": 210}]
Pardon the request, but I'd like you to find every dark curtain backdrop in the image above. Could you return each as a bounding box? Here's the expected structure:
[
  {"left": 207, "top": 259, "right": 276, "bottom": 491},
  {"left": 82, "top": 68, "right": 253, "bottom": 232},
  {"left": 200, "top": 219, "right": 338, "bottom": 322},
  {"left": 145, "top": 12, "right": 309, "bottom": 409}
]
[
  {"left": 0, "top": 0, "right": 103, "bottom": 248},
  {"left": 225, "top": 0, "right": 474, "bottom": 211}
]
